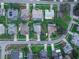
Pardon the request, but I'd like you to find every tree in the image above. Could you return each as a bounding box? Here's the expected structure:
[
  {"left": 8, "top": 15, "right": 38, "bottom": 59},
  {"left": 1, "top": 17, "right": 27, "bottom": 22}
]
[{"left": 73, "top": 3, "right": 79, "bottom": 16}]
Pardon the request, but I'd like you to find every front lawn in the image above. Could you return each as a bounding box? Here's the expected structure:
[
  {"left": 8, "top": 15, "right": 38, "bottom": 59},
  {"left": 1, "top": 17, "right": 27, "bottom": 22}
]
[
  {"left": 21, "top": 46, "right": 29, "bottom": 55},
  {"left": 53, "top": 4, "right": 58, "bottom": 18},
  {"left": 66, "top": 33, "right": 72, "bottom": 43},
  {"left": 4, "top": 3, "right": 20, "bottom": 10},
  {"left": 0, "top": 34, "right": 14, "bottom": 41},
  {"left": 17, "top": 32, "right": 26, "bottom": 41},
  {"left": 47, "top": 45, "right": 52, "bottom": 59},
  {"left": 55, "top": 17, "right": 68, "bottom": 30},
  {"left": 40, "top": 20, "right": 48, "bottom": 41},
  {"left": 35, "top": 4, "right": 50, "bottom": 10},
  {"left": 50, "top": 32, "right": 58, "bottom": 40},
  {"left": 0, "top": 16, "right": 6, "bottom": 25},
  {"left": 29, "top": 31, "right": 37, "bottom": 40},
  {"left": 28, "top": 20, "right": 37, "bottom": 40},
  {"left": 31, "top": 45, "right": 44, "bottom": 54},
  {"left": 71, "top": 24, "right": 79, "bottom": 34}
]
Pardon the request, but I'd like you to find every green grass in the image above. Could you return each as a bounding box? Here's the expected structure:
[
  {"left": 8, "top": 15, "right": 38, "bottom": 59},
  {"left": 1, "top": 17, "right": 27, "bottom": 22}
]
[
  {"left": 29, "top": 4, "right": 33, "bottom": 13},
  {"left": 0, "top": 34, "right": 14, "bottom": 41},
  {"left": 40, "top": 33, "right": 48, "bottom": 41},
  {"left": 71, "top": 26, "right": 77, "bottom": 32},
  {"left": 35, "top": 4, "right": 50, "bottom": 10},
  {"left": 31, "top": 45, "right": 44, "bottom": 54},
  {"left": 40, "top": 20, "right": 48, "bottom": 41},
  {"left": 28, "top": 20, "right": 37, "bottom": 40},
  {"left": 7, "top": 18, "right": 22, "bottom": 25},
  {"left": 4, "top": 3, "right": 20, "bottom": 10},
  {"left": 55, "top": 17, "right": 68, "bottom": 30},
  {"left": 54, "top": 43, "right": 62, "bottom": 49},
  {"left": 21, "top": 46, "right": 29, "bottom": 59},
  {"left": 47, "top": 45, "right": 52, "bottom": 59},
  {"left": 0, "top": 16, "right": 6, "bottom": 24},
  {"left": 41, "top": 21, "right": 48, "bottom": 33},
  {"left": 53, "top": 4, "right": 58, "bottom": 18},
  {"left": 66, "top": 33, "right": 72, "bottom": 43},
  {"left": 29, "top": 31, "right": 37, "bottom": 40},
  {"left": 50, "top": 32, "right": 58, "bottom": 40},
  {"left": 17, "top": 32, "right": 26, "bottom": 41},
  {"left": 33, "top": 20, "right": 42, "bottom": 23},
  {"left": 64, "top": 14, "right": 71, "bottom": 23},
  {"left": 71, "top": 24, "right": 79, "bottom": 34},
  {"left": 21, "top": 46, "right": 29, "bottom": 55}
]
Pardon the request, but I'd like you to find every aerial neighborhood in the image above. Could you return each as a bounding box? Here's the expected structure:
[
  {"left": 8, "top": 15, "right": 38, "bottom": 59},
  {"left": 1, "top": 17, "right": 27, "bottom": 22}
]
[{"left": 0, "top": 0, "right": 79, "bottom": 59}]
